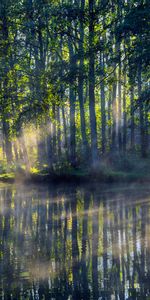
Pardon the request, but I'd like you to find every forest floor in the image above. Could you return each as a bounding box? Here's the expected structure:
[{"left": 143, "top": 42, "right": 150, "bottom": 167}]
[{"left": 0, "top": 155, "right": 150, "bottom": 184}]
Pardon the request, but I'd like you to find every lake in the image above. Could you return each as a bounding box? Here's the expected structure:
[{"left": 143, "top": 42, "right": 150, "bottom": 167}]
[{"left": 0, "top": 182, "right": 150, "bottom": 300}]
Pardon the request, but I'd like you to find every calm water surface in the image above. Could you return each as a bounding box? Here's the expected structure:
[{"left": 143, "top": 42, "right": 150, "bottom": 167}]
[{"left": 0, "top": 182, "right": 150, "bottom": 300}]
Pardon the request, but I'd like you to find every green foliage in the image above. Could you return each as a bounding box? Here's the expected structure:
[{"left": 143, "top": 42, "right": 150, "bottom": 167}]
[{"left": 0, "top": 0, "right": 149, "bottom": 171}]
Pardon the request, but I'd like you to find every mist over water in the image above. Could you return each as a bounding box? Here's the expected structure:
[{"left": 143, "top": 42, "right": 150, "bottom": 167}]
[{"left": 0, "top": 183, "right": 150, "bottom": 300}]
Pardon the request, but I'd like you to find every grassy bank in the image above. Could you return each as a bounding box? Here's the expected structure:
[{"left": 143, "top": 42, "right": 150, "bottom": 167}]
[{"left": 0, "top": 155, "right": 150, "bottom": 184}]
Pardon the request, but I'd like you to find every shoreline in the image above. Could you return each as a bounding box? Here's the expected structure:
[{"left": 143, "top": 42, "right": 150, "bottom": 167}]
[{"left": 0, "top": 169, "right": 149, "bottom": 185}]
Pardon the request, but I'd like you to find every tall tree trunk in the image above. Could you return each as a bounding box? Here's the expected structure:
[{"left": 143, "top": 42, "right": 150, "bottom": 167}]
[
  {"left": 52, "top": 105, "right": 57, "bottom": 163},
  {"left": 46, "top": 125, "right": 53, "bottom": 170},
  {"left": 60, "top": 35, "right": 69, "bottom": 161},
  {"left": 111, "top": 75, "right": 117, "bottom": 152},
  {"left": 130, "top": 85, "right": 135, "bottom": 150},
  {"left": 118, "top": 57, "right": 122, "bottom": 151},
  {"left": 13, "top": 141, "right": 19, "bottom": 162},
  {"left": 62, "top": 106, "right": 69, "bottom": 161},
  {"left": 138, "top": 63, "right": 146, "bottom": 157},
  {"left": 100, "top": 51, "right": 106, "bottom": 154},
  {"left": 3, "top": 121, "right": 13, "bottom": 164},
  {"left": 57, "top": 107, "right": 62, "bottom": 159},
  {"left": 123, "top": 73, "right": 127, "bottom": 152},
  {"left": 145, "top": 105, "right": 149, "bottom": 153},
  {"left": 108, "top": 88, "right": 112, "bottom": 150},
  {"left": 19, "top": 130, "right": 30, "bottom": 174},
  {"left": 117, "top": 1, "right": 122, "bottom": 152},
  {"left": 89, "top": 0, "right": 98, "bottom": 165},
  {"left": 78, "top": 0, "right": 89, "bottom": 161},
  {"left": 2, "top": 13, "right": 13, "bottom": 164},
  {"left": 68, "top": 36, "right": 76, "bottom": 167}
]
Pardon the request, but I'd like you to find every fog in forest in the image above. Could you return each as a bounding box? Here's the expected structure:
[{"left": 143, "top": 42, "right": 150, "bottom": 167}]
[{"left": 0, "top": 0, "right": 150, "bottom": 299}]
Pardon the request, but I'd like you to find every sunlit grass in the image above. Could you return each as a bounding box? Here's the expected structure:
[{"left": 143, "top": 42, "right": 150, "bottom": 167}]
[{"left": 30, "top": 167, "right": 39, "bottom": 174}]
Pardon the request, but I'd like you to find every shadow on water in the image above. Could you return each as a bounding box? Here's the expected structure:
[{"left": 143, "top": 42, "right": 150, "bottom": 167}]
[{"left": 0, "top": 183, "right": 150, "bottom": 299}]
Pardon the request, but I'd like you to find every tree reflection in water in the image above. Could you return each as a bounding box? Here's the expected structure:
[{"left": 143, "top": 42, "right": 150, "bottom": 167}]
[{"left": 0, "top": 184, "right": 150, "bottom": 299}]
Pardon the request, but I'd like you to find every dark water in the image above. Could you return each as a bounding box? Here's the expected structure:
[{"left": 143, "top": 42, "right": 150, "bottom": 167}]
[{"left": 0, "top": 183, "right": 150, "bottom": 300}]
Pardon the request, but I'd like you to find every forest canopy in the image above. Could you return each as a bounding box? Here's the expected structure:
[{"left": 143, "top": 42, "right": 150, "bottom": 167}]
[{"left": 0, "top": 0, "right": 150, "bottom": 175}]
